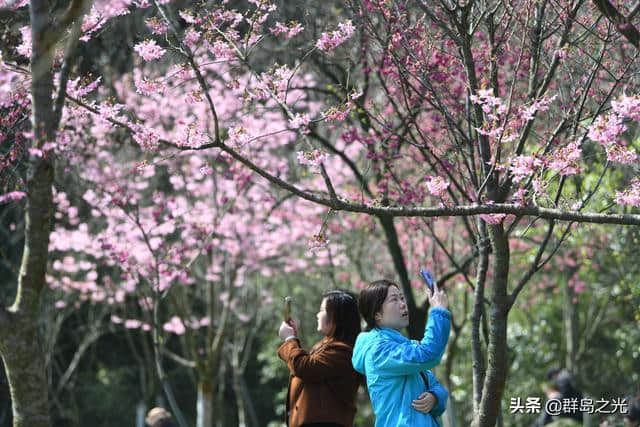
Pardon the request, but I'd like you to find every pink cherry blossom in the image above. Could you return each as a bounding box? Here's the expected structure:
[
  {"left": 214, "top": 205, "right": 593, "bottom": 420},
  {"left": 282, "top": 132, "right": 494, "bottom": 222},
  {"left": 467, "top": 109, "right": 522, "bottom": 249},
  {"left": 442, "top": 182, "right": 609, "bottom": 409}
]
[
  {"left": 289, "top": 113, "right": 311, "bottom": 129},
  {"left": 587, "top": 115, "right": 626, "bottom": 146},
  {"left": 28, "top": 148, "right": 44, "bottom": 158},
  {"left": 308, "top": 233, "right": 330, "bottom": 252},
  {"left": 547, "top": 141, "right": 582, "bottom": 175},
  {"left": 16, "top": 26, "right": 31, "bottom": 58},
  {"left": 81, "top": 8, "right": 106, "bottom": 41},
  {"left": 134, "top": 74, "right": 163, "bottom": 96},
  {"left": 510, "top": 155, "right": 543, "bottom": 183},
  {"left": 1, "top": 0, "right": 29, "bottom": 10},
  {"left": 469, "top": 89, "right": 507, "bottom": 116},
  {"left": 425, "top": 176, "right": 450, "bottom": 197},
  {"left": 270, "top": 22, "right": 304, "bottom": 39},
  {"left": 183, "top": 28, "right": 201, "bottom": 49},
  {"left": 316, "top": 20, "right": 355, "bottom": 52},
  {"left": 145, "top": 17, "right": 168, "bottom": 35},
  {"left": 124, "top": 319, "right": 142, "bottom": 329},
  {"left": 605, "top": 144, "right": 637, "bottom": 164},
  {"left": 67, "top": 76, "right": 102, "bottom": 98},
  {"left": 475, "top": 126, "right": 503, "bottom": 138},
  {"left": 0, "top": 191, "right": 26, "bottom": 204},
  {"left": 235, "top": 312, "right": 251, "bottom": 322},
  {"left": 512, "top": 188, "right": 528, "bottom": 206},
  {"left": 227, "top": 126, "right": 250, "bottom": 147},
  {"left": 519, "top": 94, "right": 557, "bottom": 122},
  {"left": 134, "top": 40, "right": 166, "bottom": 61},
  {"left": 131, "top": 124, "right": 160, "bottom": 151},
  {"left": 323, "top": 103, "right": 352, "bottom": 121},
  {"left": 163, "top": 316, "right": 186, "bottom": 335},
  {"left": 199, "top": 165, "right": 213, "bottom": 176},
  {"left": 611, "top": 95, "right": 640, "bottom": 120},
  {"left": 297, "top": 150, "right": 328, "bottom": 170},
  {"left": 178, "top": 10, "right": 199, "bottom": 24},
  {"left": 205, "top": 40, "right": 235, "bottom": 60},
  {"left": 615, "top": 178, "right": 640, "bottom": 207}
]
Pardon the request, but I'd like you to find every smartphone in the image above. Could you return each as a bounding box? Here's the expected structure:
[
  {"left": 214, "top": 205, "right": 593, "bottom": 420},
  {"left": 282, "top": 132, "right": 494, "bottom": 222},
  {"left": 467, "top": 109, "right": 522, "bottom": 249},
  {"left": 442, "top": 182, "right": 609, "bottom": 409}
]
[
  {"left": 419, "top": 268, "right": 435, "bottom": 292},
  {"left": 283, "top": 296, "right": 292, "bottom": 322}
]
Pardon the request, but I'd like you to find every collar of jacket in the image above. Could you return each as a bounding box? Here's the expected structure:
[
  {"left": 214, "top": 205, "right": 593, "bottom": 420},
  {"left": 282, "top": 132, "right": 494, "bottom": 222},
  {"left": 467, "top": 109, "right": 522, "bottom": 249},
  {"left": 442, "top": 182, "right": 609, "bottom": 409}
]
[
  {"left": 372, "top": 327, "right": 409, "bottom": 343},
  {"left": 310, "top": 336, "right": 334, "bottom": 354}
]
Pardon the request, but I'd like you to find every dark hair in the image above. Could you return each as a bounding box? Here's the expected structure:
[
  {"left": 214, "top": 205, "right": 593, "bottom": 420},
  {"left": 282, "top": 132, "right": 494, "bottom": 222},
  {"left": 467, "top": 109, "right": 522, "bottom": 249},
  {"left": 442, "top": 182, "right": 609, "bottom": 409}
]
[
  {"left": 323, "top": 290, "right": 361, "bottom": 346},
  {"left": 545, "top": 367, "right": 562, "bottom": 381},
  {"left": 358, "top": 279, "right": 399, "bottom": 331},
  {"left": 545, "top": 368, "right": 581, "bottom": 399}
]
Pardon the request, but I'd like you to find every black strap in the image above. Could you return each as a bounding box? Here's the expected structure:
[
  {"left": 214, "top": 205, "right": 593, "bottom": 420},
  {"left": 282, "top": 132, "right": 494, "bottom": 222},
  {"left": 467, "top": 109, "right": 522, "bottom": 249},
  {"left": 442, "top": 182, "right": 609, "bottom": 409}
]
[{"left": 420, "top": 371, "right": 430, "bottom": 389}]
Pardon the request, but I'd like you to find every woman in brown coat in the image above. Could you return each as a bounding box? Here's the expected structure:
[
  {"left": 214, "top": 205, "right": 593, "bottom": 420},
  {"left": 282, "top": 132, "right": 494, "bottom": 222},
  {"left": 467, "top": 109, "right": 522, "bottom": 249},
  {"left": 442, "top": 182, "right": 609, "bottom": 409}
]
[{"left": 277, "top": 290, "right": 362, "bottom": 427}]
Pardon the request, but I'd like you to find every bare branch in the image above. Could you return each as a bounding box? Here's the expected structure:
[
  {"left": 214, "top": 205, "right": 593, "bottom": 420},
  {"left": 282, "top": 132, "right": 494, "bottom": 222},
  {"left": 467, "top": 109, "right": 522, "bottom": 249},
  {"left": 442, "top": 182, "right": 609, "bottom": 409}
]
[
  {"left": 53, "top": 8, "right": 87, "bottom": 127},
  {"left": 592, "top": 0, "right": 640, "bottom": 48},
  {"left": 67, "top": 94, "right": 640, "bottom": 227},
  {"left": 413, "top": 1, "right": 462, "bottom": 44},
  {"left": 630, "top": 2, "right": 640, "bottom": 20},
  {"left": 507, "top": 219, "right": 556, "bottom": 310},
  {"left": 162, "top": 348, "right": 196, "bottom": 369},
  {"left": 55, "top": 326, "right": 103, "bottom": 395},
  {"left": 319, "top": 164, "right": 338, "bottom": 201}
]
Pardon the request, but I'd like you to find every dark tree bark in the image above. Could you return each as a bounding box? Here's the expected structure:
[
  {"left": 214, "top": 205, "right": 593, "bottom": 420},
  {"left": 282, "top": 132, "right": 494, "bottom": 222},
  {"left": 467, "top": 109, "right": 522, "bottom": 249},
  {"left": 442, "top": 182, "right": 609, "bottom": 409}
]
[
  {"left": 473, "top": 224, "right": 510, "bottom": 427},
  {"left": 592, "top": 0, "right": 640, "bottom": 49},
  {"left": 0, "top": 1, "right": 86, "bottom": 426}
]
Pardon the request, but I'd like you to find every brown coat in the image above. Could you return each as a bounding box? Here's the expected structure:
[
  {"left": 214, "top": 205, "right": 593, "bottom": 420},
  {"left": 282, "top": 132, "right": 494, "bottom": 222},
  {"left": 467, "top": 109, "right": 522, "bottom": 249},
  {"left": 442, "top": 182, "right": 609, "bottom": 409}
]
[{"left": 277, "top": 337, "right": 362, "bottom": 427}]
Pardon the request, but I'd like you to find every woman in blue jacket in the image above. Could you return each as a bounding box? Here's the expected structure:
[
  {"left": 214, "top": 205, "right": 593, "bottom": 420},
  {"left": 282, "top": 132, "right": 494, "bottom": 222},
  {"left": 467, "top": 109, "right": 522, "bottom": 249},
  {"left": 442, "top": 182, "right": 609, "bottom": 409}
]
[{"left": 352, "top": 279, "right": 451, "bottom": 427}]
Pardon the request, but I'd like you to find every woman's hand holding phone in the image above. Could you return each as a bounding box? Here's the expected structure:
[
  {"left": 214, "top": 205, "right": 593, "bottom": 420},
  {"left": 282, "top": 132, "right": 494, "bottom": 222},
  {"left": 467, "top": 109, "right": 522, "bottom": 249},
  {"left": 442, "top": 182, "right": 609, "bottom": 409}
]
[
  {"left": 420, "top": 268, "right": 448, "bottom": 310},
  {"left": 279, "top": 296, "right": 298, "bottom": 340}
]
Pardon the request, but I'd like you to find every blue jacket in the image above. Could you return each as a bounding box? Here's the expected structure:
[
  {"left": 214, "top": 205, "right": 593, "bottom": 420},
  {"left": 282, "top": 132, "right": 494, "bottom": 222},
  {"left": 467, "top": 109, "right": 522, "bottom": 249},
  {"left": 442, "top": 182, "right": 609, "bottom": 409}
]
[{"left": 351, "top": 307, "right": 451, "bottom": 427}]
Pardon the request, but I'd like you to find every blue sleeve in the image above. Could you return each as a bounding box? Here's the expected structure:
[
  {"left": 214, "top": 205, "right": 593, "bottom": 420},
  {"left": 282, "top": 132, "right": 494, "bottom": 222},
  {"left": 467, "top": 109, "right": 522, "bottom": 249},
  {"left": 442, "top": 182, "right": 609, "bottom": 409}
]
[
  {"left": 370, "top": 308, "right": 451, "bottom": 376},
  {"left": 426, "top": 370, "right": 448, "bottom": 417}
]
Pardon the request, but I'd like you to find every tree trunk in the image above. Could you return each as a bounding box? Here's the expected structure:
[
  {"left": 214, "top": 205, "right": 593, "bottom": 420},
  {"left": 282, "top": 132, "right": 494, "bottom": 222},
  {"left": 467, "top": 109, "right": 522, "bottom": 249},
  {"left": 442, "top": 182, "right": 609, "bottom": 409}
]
[
  {"left": 563, "top": 269, "right": 579, "bottom": 373},
  {"left": 233, "top": 373, "right": 259, "bottom": 427},
  {"left": 196, "top": 379, "right": 214, "bottom": 427},
  {"left": 471, "top": 222, "right": 489, "bottom": 415},
  {"left": 0, "top": 314, "right": 51, "bottom": 427},
  {"left": 0, "top": 0, "right": 86, "bottom": 424},
  {"left": 0, "top": 0, "right": 56, "bottom": 412},
  {"left": 233, "top": 374, "right": 247, "bottom": 427},
  {"left": 442, "top": 397, "right": 457, "bottom": 427},
  {"left": 0, "top": 159, "right": 54, "bottom": 427},
  {"left": 136, "top": 401, "right": 146, "bottom": 427},
  {"left": 473, "top": 224, "right": 510, "bottom": 427}
]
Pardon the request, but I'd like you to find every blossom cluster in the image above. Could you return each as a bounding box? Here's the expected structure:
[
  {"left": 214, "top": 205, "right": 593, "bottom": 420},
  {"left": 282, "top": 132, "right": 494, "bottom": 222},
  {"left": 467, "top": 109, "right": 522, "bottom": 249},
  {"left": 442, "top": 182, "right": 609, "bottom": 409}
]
[
  {"left": 270, "top": 21, "right": 304, "bottom": 39},
  {"left": 297, "top": 149, "right": 328, "bottom": 170},
  {"left": 134, "top": 39, "right": 166, "bottom": 61},
  {"left": 587, "top": 95, "right": 639, "bottom": 164},
  {"left": 615, "top": 178, "right": 640, "bottom": 206},
  {"left": 425, "top": 176, "right": 450, "bottom": 197},
  {"left": 315, "top": 20, "right": 355, "bottom": 52}
]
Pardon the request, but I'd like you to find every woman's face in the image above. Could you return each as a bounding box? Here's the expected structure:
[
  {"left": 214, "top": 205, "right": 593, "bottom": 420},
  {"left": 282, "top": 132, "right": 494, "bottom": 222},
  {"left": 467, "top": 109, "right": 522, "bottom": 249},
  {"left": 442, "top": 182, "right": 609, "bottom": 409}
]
[
  {"left": 316, "top": 298, "right": 331, "bottom": 335},
  {"left": 375, "top": 286, "right": 409, "bottom": 330}
]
